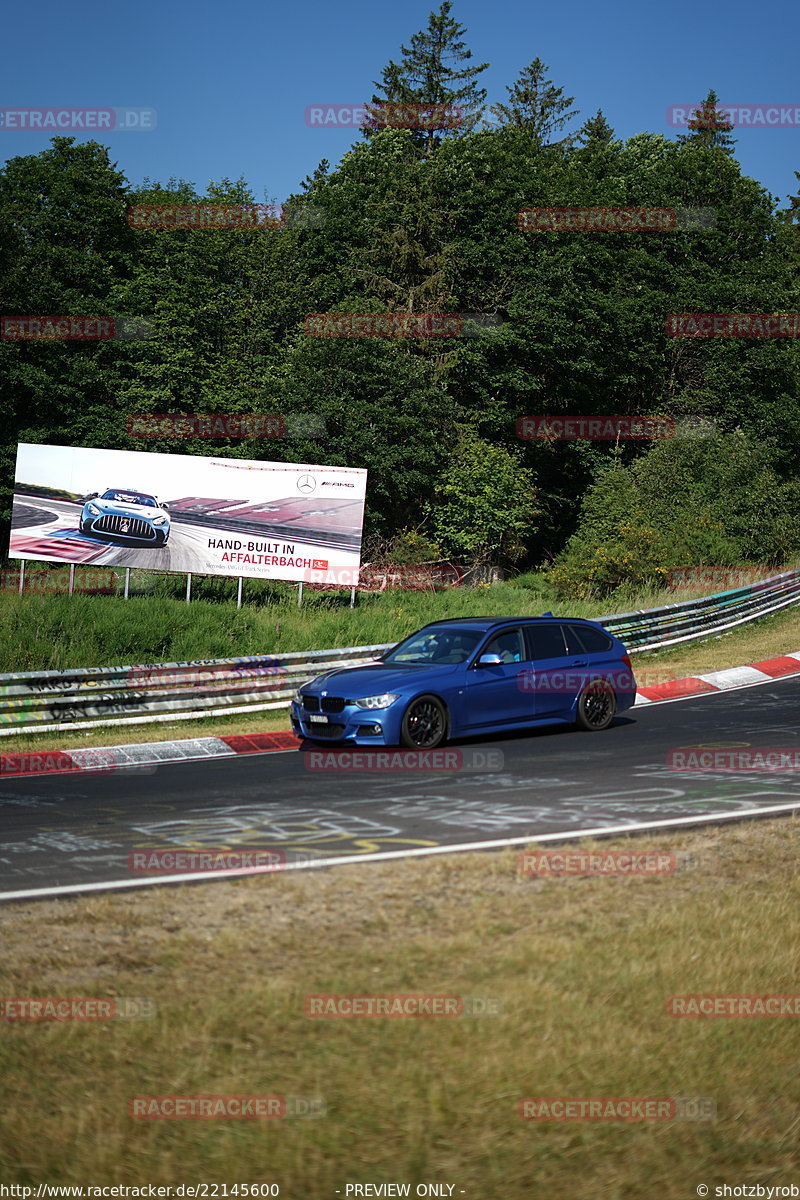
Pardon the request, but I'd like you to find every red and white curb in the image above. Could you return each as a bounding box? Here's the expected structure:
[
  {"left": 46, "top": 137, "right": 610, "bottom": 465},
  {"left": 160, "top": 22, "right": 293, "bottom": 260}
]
[
  {"left": 633, "top": 651, "right": 800, "bottom": 703},
  {"left": 0, "top": 731, "right": 300, "bottom": 778},
  {"left": 1, "top": 652, "right": 798, "bottom": 779}
]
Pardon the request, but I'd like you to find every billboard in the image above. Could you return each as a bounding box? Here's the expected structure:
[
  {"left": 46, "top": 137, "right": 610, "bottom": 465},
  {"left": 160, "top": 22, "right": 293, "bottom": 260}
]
[{"left": 9, "top": 443, "right": 367, "bottom": 584}]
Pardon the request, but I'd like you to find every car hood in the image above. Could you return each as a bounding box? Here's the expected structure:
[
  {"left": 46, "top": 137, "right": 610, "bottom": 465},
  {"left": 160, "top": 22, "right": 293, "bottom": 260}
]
[
  {"left": 89, "top": 500, "right": 165, "bottom": 517},
  {"left": 301, "top": 662, "right": 461, "bottom": 697}
]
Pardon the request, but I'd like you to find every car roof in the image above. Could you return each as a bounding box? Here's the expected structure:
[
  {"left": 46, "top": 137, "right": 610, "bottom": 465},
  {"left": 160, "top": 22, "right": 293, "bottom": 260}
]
[
  {"left": 104, "top": 488, "right": 156, "bottom": 498},
  {"left": 419, "top": 615, "right": 608, "bottom": 633}
]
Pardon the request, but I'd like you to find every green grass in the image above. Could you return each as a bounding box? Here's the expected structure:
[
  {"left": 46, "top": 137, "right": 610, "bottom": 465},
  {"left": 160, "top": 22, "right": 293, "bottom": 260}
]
[{"left": 1, "top": 562, "right": 791, "bottom": 673}]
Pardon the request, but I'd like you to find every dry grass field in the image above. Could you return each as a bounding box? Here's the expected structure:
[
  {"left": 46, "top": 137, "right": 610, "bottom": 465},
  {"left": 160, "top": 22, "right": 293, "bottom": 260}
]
[{"left": 1, "top": 817, "right": 799, "bottom": 1195}]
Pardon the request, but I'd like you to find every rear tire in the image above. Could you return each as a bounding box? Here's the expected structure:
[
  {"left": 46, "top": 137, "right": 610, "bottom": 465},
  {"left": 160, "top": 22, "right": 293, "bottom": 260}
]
[
  {"left": 575, "top": 679, "right": 616, "bottom": 731},
  {"left": 400, "top": 694, "right": 448, "bottom": 749}
]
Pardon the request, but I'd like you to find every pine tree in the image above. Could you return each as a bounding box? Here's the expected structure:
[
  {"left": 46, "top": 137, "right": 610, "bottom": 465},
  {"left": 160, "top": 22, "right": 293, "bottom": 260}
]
[
  {"left": 678, "top": 89, "right": 736, "bottom": 152},
  {"left": 364, "top": 1, "right": 489, "bottom": 154},
  {"left": 490, "top": 58, "right": 579, "bottom": 144},
  {"left": 301, "top": 160, "right": 330, "bottom": 192},
  {"left": 780, "top": 171, "right": 800, "bottom": 224},
  {"left": 777, "top": 171, "right": 800, "bottom": 282},
  {"left": 576, "top": 108, "right": 615, "bottom": 146}
]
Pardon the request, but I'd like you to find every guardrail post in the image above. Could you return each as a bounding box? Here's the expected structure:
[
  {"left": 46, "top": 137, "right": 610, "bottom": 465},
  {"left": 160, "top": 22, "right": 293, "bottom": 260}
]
[
  {"left": 124, "top": 568, "right": 130, "bottom": 600},
  {"left": 186, "top": 573, "right": 192, "bottom": 603},
  {"left": 237, "top": 576, "right": 243, "bottom": 610}
]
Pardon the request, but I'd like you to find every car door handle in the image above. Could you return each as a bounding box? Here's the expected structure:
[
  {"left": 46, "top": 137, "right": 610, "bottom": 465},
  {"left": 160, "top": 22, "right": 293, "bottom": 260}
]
[{"left": 571, "top": 659, "right": 588, "bottom": 666}]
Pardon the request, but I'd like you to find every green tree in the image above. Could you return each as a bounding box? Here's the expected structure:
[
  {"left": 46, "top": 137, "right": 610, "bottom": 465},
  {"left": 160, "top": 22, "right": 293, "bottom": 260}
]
[
  {"left": 490, "top": 58, "right": 579, "bottom": 145},
  {"left": 116, "top": 175, "right": 275, "bottom": 451},
  {"left": 3, "top": 80, "right": 799, "bottom": 580},
  {"left": 678, "top": 89, "right": 736, "bottom": 153},
  {"left": 780, "top": 171, "right": 800, "bottom": 222},
  {"left": 0, "top": 137, "right": 135, "bottom": 540},
  {"left": 365, "top": 1, "right": 489, "bottom": 154},
  {"left": 428, "top": 434, "right": 539, "bottom": 564},
  {"left": 576, "top": 109, "right": 615, "bottom": 146},
  {"left": 549, "top": 432, "right": 800, "bottom": 598},
  {"left": 265, "top": 329, "right": 458, "bottom": 540}
]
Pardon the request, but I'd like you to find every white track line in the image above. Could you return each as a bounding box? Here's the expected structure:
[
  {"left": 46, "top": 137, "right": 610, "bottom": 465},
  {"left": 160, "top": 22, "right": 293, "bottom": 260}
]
[
  {"left": 3, "top": 800, "right": 800, "bottom": 903},
  {"left": 2, "top": 671, "right": 800, "bottom": 901}
]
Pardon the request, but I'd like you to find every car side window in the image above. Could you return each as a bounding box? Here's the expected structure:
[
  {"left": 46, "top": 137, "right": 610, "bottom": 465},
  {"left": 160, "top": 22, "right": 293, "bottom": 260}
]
[
  {"left": 484, "top": 628, "right": 526, "bottom": 664},
  {"left": 563, "top": 624, "right": 589, "bottom": 655},
  {"left": 528, "top": 624, "right": 568, "bottom": 661},
  {"left": 575, "top": 625, "right": 613, "bottom": 653}
]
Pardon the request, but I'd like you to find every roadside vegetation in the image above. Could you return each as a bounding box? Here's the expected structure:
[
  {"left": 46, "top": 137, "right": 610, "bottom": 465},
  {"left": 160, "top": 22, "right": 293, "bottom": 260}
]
[{"left": 0, "top": 563, "right": 796, "bottom": 674}]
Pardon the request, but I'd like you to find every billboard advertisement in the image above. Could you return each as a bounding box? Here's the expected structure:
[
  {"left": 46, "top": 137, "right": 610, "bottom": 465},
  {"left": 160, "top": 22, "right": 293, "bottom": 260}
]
[{"left": 9, "top": 443, "right": 367, "bottom": 583}]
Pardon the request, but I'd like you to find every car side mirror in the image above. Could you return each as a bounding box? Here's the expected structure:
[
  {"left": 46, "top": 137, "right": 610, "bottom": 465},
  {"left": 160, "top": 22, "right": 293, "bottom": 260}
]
[{"left": 476, "top": 653, "right": 503, "bottom": 667}]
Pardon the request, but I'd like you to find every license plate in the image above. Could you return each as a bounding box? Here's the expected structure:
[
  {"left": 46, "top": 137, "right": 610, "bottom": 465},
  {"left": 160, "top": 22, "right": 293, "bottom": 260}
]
[{"left": 308, "top": 713, "right": 328, "bottom": 724}]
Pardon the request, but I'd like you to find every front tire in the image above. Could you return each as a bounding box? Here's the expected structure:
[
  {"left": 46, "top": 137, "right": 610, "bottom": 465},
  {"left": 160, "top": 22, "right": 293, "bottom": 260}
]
[
  {"left": 575, "top": 679, "right": 616, "bottom": 731},
  {"left": 400, "top": 694, "right": 448, "bottom": 749}
]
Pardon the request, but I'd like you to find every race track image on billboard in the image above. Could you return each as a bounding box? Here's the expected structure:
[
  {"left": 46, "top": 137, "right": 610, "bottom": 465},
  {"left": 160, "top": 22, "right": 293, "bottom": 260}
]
[{"left": 9, "top": 443, "right": 367, "bottom": 583}]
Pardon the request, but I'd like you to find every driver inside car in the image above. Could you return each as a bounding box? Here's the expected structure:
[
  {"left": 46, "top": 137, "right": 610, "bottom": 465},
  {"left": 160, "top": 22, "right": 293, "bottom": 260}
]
[{"left": 492, "top": 632, "right": 522, "bottom": 663}]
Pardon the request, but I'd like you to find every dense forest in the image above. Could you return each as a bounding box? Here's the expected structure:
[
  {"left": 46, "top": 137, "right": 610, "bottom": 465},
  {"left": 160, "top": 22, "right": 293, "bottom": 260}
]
[{"left": 2, "top": 1, "right": 799, "bottom": 597}]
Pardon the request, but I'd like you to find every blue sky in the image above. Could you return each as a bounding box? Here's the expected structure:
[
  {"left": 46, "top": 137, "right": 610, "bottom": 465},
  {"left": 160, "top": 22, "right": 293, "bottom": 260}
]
[{"left": 2, "top": 0, "right": 798, "bottom": 208}]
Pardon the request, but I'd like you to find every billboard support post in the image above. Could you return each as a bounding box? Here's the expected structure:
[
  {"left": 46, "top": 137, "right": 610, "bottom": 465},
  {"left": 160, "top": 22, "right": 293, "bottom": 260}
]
[
  {"left": 186, "top": 573, "right": 192, "bottom": 603},
  {"left": 124, "top": 568, "right": 130, "bottom": 600},
  {"left": 237, "top": 576, "right": 243, "bottom": 609},
  {"left": 298, "top": 582, "right": 304, "bottom": 608},
  {"left": 18, "top": 561, "right": 24, "bottom": 594},
  {"left": 350, "top": 586, "right": 356, "bottom": 609},
  {"left": 69, "top": 564, "right": 75, "bottom": 596}
]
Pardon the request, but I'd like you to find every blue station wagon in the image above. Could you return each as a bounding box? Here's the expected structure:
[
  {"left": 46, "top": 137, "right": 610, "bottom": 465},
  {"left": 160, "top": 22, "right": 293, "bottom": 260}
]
[{"left": 291, "top": 615, "right": 637, "bottom": 749}]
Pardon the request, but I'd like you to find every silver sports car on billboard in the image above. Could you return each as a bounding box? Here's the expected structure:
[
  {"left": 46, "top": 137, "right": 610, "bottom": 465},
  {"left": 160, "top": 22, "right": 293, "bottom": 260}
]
[{"left": 80, "top": 489, "right": 171, "bottom": 546}]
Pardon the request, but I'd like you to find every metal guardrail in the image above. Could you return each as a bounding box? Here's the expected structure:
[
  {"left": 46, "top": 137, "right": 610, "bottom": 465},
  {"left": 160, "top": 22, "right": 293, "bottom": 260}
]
[
  {"left": 1, "top": 569, "right": 798, "bottom": 736},
  {"left": 598, "top": 568, "right": 800, "bottom": 650},
  {"left": 0, "top": 645, "right": 390, "bottom": 736}
]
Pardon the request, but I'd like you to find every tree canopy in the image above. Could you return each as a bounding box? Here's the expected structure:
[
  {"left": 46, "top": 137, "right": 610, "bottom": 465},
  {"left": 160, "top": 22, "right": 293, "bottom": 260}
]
[{"left": 1, "top": 6, "right": 798, "bottom": 596}]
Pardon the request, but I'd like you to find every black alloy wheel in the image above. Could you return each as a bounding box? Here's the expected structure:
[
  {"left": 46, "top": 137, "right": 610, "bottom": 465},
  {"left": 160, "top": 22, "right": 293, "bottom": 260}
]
[
  {"left": 575, "top": 679, "right": 616, "bottom": 731},
  {"left": 400, "top": 694, "right": 448, "bottom": 749}
]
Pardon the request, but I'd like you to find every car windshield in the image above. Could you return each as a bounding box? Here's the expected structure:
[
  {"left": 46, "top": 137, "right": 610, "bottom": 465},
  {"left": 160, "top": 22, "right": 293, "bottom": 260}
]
[
  {"left": 383, "top": 627, "right": 484, "bottom": 665},
  {"left": 101, "top": 491, "right": 156, "bottom": 507}
]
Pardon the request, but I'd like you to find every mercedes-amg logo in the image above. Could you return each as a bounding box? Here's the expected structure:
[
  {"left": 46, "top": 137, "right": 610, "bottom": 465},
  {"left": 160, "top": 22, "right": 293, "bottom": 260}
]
[{"left": 297, "top": 474, "right": 316, "bottom": 494}]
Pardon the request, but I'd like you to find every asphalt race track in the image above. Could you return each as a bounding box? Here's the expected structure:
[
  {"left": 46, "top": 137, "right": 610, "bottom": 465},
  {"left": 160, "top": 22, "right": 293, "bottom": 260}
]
[{"left": 1, "top": 676, "right": 798, "bottom": 901}]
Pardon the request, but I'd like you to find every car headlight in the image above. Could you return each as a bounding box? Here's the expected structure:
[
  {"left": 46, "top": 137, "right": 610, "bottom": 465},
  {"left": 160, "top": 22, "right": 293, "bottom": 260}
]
[
  {"left": 152, "top": 516, "right": 167, "bottom": 525},
  {"left": 354, "top": 693, "right": 399, "bottom": 710},
  {"left": 86, "top": 503, "right": 100, "bottom": 515}
]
